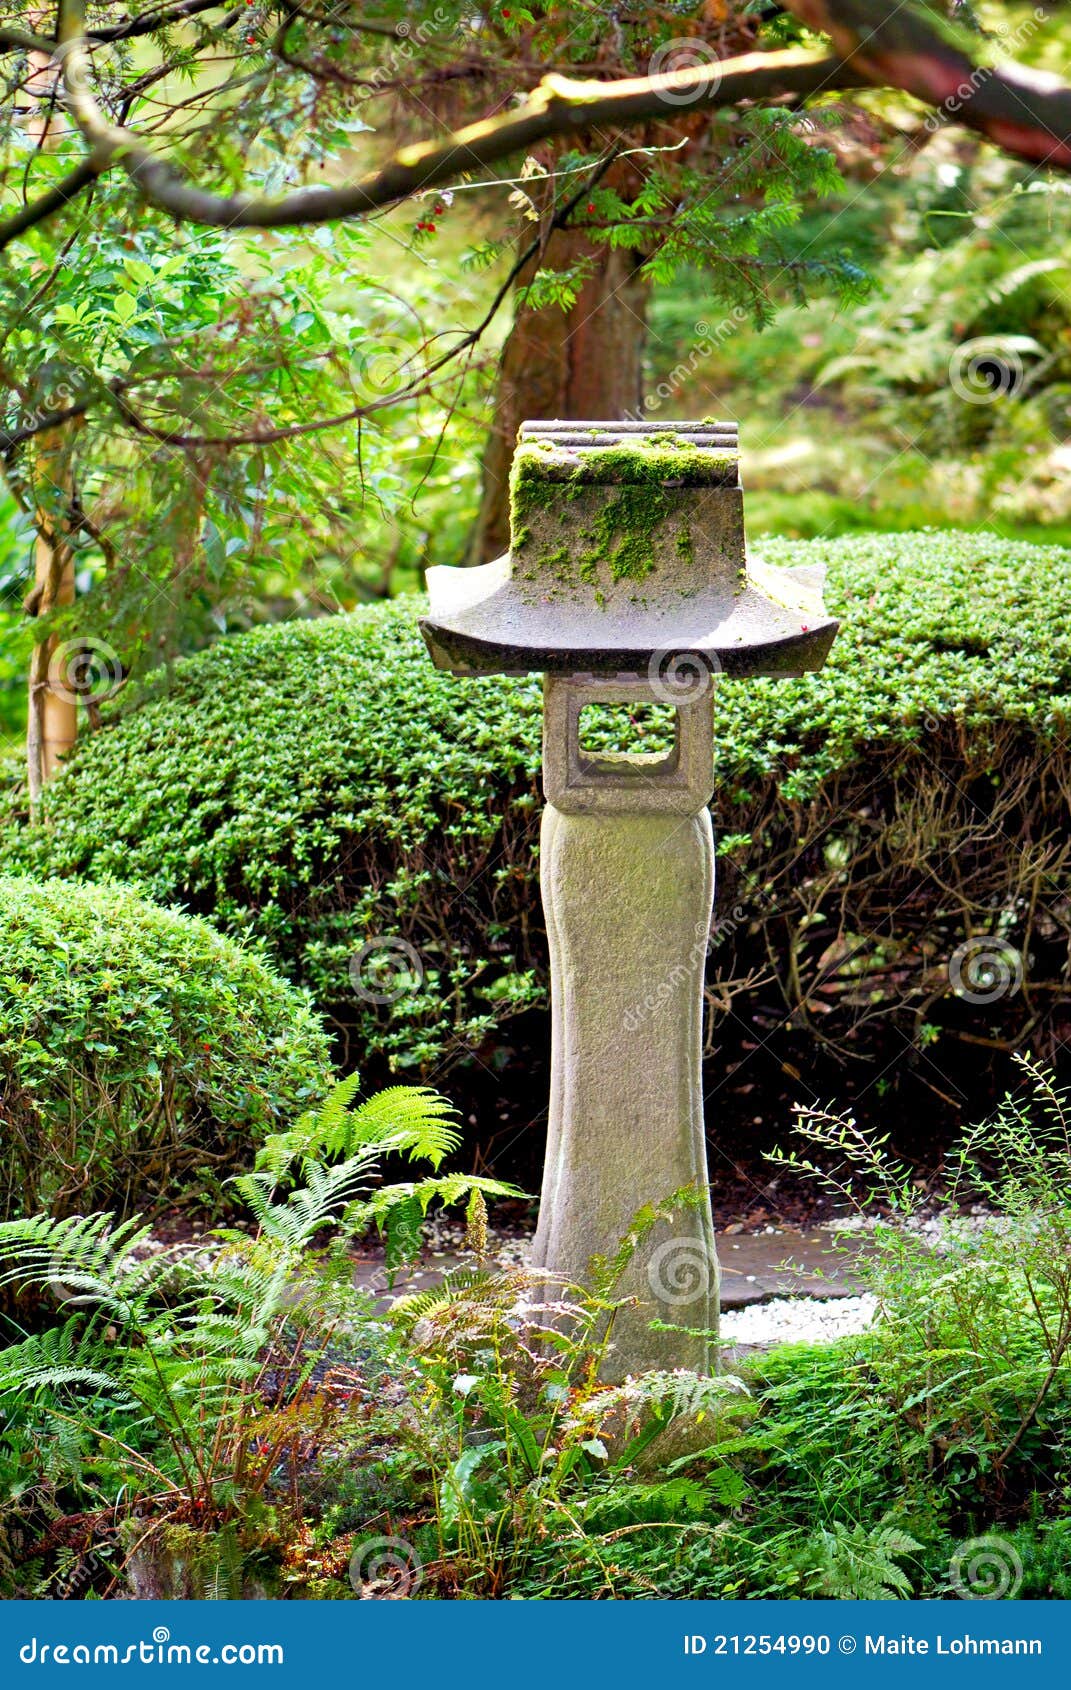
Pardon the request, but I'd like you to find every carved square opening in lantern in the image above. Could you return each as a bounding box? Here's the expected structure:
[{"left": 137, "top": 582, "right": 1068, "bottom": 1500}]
[{"left": 543, "top": 676, "right": 714, "bottom": 817}]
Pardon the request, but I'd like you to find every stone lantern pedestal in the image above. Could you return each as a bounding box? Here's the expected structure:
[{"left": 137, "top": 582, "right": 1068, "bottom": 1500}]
[
  {"left": 422, "top": 420, "right": 836, "bottom": 1378},
  {"left": 536, "top": 676, "right": 717, "bottom": 1374}
]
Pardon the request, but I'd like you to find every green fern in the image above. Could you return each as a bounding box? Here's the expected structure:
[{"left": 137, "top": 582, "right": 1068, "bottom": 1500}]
[
  {"left": 0, "top": 1072, "right": 516, "bottom": 1540},
  {"left": 390, "top": 1265, "right": 535, "bottom": 1341},
  {"left": 0, "top": 1320, "right": 129, "bottom": 1402},
  {"left": 578, "top": 1370, "right": 750, "bottom": 1435},
  {"left": 794, "top": 1517, "right": 923, "bottom": 1600},
  {"left": 252, "top": 1075, "right": 461, "bottom": 1182}
]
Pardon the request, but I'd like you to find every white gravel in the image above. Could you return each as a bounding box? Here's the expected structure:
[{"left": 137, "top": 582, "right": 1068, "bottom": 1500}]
[
  {"left": 720, "top": 1293, "right": 878, "bottom": 1348},
  {"left": 827, "top": 1207, "right": 1004, "bottom": 1252}
]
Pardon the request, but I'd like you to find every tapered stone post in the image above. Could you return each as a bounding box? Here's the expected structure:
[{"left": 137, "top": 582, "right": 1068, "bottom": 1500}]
[
  {"left": 531, "top": 676, "right": 718, "bottom": 1376},
  {"left": 421, "top": 418, "right": 838, "bottom": 1379}
]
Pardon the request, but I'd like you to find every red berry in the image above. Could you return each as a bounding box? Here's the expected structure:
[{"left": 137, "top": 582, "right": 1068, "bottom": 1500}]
[
  {"left": 587, "top": 202, "right": 595, "bottom": 213},
  {"left": 427, "top": 223, "right": 436, "bottom": 233},
  {"left": 502, "top": 7, "right": 511, "bottom": 14},
  {"left": 246, "top": 35, "right": 255, "bottom": 44}
]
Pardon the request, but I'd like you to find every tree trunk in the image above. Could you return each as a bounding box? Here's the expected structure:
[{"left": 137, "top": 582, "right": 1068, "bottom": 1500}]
[
  {"left": 468, "top": 230, "right": 649, "bottom": 565},
  {"left": 27, "top": 517, "right": 77, "bottom": 812},
  {"left": 24, "top": 30, "right": 78, "bottom": 809}
]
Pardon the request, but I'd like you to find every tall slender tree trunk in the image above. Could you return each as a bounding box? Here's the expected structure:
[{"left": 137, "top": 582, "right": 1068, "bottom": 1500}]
[
  {"left": 468, "top": 229, "right": 649, "bottom": 565},
  {"left": 25, "top": 29, "right": 78, "bottom": 811},
  {"left": 26, "top": 491, "right": 77, "bottom": 812}
]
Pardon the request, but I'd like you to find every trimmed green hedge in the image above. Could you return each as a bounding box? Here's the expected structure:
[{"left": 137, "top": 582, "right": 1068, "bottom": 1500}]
[
  {"left": 3, "top": 602, "right": 547, "bottom": 1072},
  {"left": 0, "top": 876, "right": 333, "bottom": 1217},
  {"left": 4, "top": 532, "right": 1070, "bottom": 1119}
]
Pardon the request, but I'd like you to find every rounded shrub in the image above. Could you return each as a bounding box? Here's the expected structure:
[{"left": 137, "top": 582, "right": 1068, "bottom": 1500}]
[
  {"left": 4, "top": 602, "right": 547, "bottom": 1074},
  {"left": 0, "top": 875, "right": 334, "bottom": 1218},
  {"left": 4, "top": 533, "right": 1070, "bottom": 1154}
]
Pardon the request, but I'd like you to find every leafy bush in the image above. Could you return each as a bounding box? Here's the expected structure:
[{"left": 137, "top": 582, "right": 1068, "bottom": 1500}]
[
  {"left": 0, "top": 1100, "right": 748, "bottom": 1600},
  {"left": 510, "top": 1065, "right": 1071, "bottom": 1599},
  {"left": 4, "top": 533, "right": 1070, "bottom": 1132},
  {"left": 0, "top": 875, "right": 334, "bottom": 1218},
  {"left": 361, "top": 1051, "right": 1071, "bottom": 1599},
  {"left": 774, "top": 1056, "right": 1071, "bottom": 1526},
  {"left": 2, "top": 603, "right": 546, "bottom": 1073}
]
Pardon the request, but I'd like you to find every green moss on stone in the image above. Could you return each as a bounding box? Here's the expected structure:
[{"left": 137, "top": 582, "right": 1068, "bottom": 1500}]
[
  {"left": 509, "top": 437, "right": 733, "bottom": 592},
  {"left": 509, "top": 440, "right": 736, "bottom": 506},
  {"left": 578, "top": 485, "right": 673, "bottom": 586}
]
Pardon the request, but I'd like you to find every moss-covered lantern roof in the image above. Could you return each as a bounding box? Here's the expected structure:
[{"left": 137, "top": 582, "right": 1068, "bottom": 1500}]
[{"left": 420, "top": 420, "right": 837, "bottom": 678}]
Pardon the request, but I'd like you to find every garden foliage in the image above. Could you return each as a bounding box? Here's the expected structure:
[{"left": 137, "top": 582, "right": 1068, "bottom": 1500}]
[
  {"left": 0, "top": 1076, "right": 516, "bottom": 1599},
  {"left": 3, "top": 1064, "right": 1070, "bottom": 1600},
  {"left": 6, "top": 531, "right": 1068, "bottom": 1119},
  {"left": 0, "top": 875, "right": 333, "bottom": 1218}
]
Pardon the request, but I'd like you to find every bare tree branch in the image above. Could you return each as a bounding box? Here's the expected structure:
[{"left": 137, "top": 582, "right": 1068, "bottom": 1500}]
[
  {"left": 1, "top": 1, "right": 227, "bottom": 52},
  {"left": 88, "top": 0, "right": 232, "bottom": 44},
  {"left": 783, "top": 0, "right": 1071, "bottom": 169},
  {"left": 0, "top": 25, "right": 54, "bottom": 54},
  {"left": 0, "top": 155, "right": 100, "bottom": 249},
  {"left": 56, "top": 0, "right": 858, "bottom": 226}
]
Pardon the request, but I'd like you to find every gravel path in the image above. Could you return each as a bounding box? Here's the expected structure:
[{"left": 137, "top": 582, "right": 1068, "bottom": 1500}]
[{"left": 720, "top": 1292, "right": 878, "bottom": 1349}]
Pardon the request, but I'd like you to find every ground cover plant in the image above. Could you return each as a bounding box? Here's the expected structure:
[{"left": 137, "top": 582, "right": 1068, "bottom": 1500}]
[
  {"left": 2, "top": 1064, "right": 1068, "bottom": 1600},
  {"left": 5, "top": 531, "right": 1069, "bottom": 1169},
  {"left": 0, "top": 875, "right": 334, "bottom": 1221},
  {"left": 0, "top": 1075, "right": 519, "bottom": 1599}
]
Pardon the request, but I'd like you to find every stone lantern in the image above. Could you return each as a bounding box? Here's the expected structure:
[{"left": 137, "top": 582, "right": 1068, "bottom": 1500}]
[{"left": 421, "top": 420, "right": 836, "bottom": 1377}]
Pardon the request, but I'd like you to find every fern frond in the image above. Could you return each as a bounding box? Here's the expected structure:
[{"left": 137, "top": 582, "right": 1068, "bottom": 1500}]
[
  {"left": 253, "top": 1076, "right": 460, "bottom": 1179},
  {"left": 0, "top": 1320, "right": 134, "bottom": 1403},
  {"left": 0, "top": 1212, "right": 151, "bottom": 1287},
  {"left": 390, "top": 1266, "right": 537, "bottom": 1343},
  {"left": 346, "top": 1087, "right": 460, "bottom": 1167},
  {"left": 984, "top": 258, "right": 1069, "bottom": 303},
  {"left": 796, "top": 1516, "right": 922, "bottom": 1599},
  {"left": 578, "top": 1370, "right": 749, "bottom": 1432},
  {"left": 234, "top": 1153, "right": 376, "bottom": 1245},
  {"left": 366, "top": 1172, "right": 523, "bottom": 1223}
]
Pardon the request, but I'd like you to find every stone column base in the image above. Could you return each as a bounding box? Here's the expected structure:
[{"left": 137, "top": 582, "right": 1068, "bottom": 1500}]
[{"left": 531, "top": 802, "right": 718, "bottom": 1379}]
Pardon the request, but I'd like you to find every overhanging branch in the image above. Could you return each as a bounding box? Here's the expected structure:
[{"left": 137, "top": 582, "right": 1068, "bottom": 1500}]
[
  {"left": 0, "top": 25, "right": 52, "bottom": 54},
  {"left": 1, "top": 1, "right": 228, "bottom": 53},
  {"left": 783, "top": 0, "right": 1071, "bottom": 169},
  {"left": 22, "top": 2, "right": 1071, "bottom": 241},
  {"left": 0, "top": 156, "right": 101, "bottom": 250},
  {"left": 56, "top": 0, "right": 858, "bottom": 226}
]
